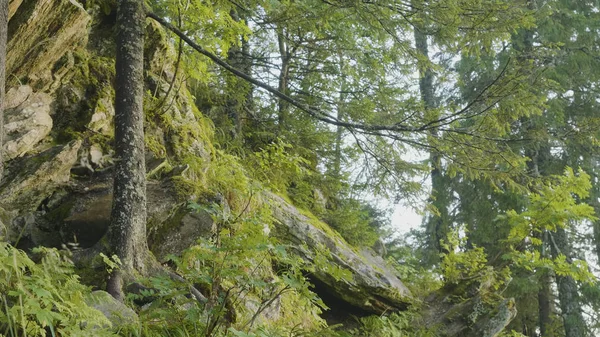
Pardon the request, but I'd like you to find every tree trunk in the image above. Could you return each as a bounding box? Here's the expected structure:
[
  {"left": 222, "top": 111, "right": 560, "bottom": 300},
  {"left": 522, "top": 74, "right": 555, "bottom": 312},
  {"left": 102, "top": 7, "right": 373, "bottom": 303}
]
[
  {"left": 551, "top": 227, "right": 587, "bottom": 337},
  {"left": 0, "top": 0, "right": 7, "bottom": 181},
  {"left": 538, "top": 232, "right": 556, "bottom": 337},
  {"left": 588, "top": 167, "right": 600, "bottom": 271},
  {"left": 225, "top": 10, "right": 252, "bottom": 139},
  {"left": 107, "top": 0, "right": 148, "bottom": 301},
  {"left": 277, "top": 28, "right": 290, "bottom": 132},
  {"left": 414, "top": 25, "right": 448, "bottom": 258},
  {"left": 333, "top": 53, "right": 346, "bottom": 177},
  {"left": 515, "top": 2, "right": 560, "bottom": 333}
]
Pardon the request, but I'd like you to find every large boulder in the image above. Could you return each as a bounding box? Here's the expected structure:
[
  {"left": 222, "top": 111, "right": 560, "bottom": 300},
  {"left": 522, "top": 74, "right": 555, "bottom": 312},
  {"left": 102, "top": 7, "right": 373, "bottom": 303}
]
[
  {"left": 85, "top": 290, "right": 139, "bottom": 328},
  {"left": 268, "top": 193, "right": 412, "bottom": 315},
  {"left": 148, "top": 205, "right": 215, "bottom": 260},
  {"left": 0, "top": 141, "right": 81, "bottom": 247},
  {"left": 31, "top": 171, "right": 181, "bottom": 249},
  {"left": 420, "top": 289, "right": 517, "bottom": 337},
  {"left": 0, "top": 140, "right": 81, "bottom": 212}
]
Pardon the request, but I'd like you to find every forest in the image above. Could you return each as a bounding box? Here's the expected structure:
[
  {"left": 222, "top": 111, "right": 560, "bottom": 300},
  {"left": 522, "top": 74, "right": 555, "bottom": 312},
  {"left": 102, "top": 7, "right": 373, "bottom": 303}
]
[{"left": 0, "top": 0, "right": 599, "bottom": 336}]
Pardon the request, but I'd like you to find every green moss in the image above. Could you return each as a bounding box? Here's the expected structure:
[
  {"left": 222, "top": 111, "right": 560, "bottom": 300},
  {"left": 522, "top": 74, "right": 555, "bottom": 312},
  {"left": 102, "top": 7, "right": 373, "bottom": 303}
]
[
  {"left": 296, "top": 206, "right": 347, "bottom": 245},
  {"left": 52, "top": 49, "right": 115, "bottom": 143},
  {"left": 147, "top": 205, "right": 186, "bottom": 251}
]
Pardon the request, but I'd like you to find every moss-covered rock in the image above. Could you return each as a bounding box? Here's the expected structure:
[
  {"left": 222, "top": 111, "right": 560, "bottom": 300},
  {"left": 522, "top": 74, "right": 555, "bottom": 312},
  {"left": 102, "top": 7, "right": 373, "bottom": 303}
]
[
  {"left": 23, "top": 170, "right": 181, "bottom": 249},
  {"left": 148, "top": 204, "right": 215, "bottom": 261},
  {"left": 7, "top": 0, "right": 91, "bottom": 90},
  {"left": 268, "top": 192, "right": 413, "bottom": 315},
  {"left": 85, "top": 290, "right": 139, "bottom": 329},
  {"left": 419, "top": 286, "right": 517, "bottom": 337},
  {"left": 0, "top": 140, "right": 81, "bottom": 212}
]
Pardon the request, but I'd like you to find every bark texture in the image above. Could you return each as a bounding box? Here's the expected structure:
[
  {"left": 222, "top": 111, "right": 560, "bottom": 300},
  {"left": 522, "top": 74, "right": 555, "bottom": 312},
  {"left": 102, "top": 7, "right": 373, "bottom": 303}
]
[
  {"left": 107, "top": 0, "right": 147, "bottom": 300},
  {"left": 333, "top": 53, "right": 346, "bottom": 176},
  {"left": 0, "top": 0, "right": 7, "bottom": 181}
]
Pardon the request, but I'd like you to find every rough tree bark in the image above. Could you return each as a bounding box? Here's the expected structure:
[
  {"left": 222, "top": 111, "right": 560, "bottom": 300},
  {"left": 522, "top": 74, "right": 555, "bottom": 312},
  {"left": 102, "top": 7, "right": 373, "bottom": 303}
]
[
  {"left": 0, "top": 0, "right": 7, "bottom": 181},
  {"left": 516, "top": 1, "right": 558, "bottom": 333},
  {"left": 106, "top": 0, "right": 148, "bottom": 301},
  {"left": 538, "top": 233, "right": 556, "bottom": 337}
]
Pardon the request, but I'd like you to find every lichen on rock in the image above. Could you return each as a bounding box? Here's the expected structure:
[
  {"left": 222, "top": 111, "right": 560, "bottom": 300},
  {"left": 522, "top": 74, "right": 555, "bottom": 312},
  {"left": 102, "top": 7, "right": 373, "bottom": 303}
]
[
  {"left": 0, "top": 140, "right": 81, "bottom": 212},
  {"left": 3, "top": 86, "right": 53, "bottom": 160},
  {"left": 7, "top": 0, "right": 91, "bottom": 90},
  {"left": 268, "top": 192, "right": 413, "bottom": 315}
]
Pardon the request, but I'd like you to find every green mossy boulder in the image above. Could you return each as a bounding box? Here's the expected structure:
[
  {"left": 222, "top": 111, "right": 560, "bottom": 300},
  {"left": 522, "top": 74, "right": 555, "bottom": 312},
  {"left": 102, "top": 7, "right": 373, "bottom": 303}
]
[{"left": 269, "top": 192, "right": 413, "bottom": 315}]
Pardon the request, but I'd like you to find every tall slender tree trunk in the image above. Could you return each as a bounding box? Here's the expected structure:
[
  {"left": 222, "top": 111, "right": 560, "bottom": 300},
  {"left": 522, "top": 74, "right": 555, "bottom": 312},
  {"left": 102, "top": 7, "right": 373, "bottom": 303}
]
[
  {"left": 333, "top": 53, "right": 346, "bottom": 176},
  {"left": 591, "top": 186, "right": 600, "bottom": 265},
  {"left": 526, "top": 122, "right": 556, "bottom": 337},
  {"left": 225, "top": 10, "right": 252, "bottom": 139},
  {"left": 551, "top": 227, "right": 587, "bottom": 337},
  {"left": 414, "top": 25, "right": 448, "bottom": 258},
  {"left": 538, "top": 232, "right": 556, "bottom": 337},
  {"left": 277, "top": 28, "right": 290, "bottom": 133},
  {"left": 0, "top": 0, "right": 7, "bottom": 181},
  {"left": 107, "top": 0, "right": 148, "bottom": 301},
  {"left": 515, "top": 2, "right": 559, "bottom": 333}
]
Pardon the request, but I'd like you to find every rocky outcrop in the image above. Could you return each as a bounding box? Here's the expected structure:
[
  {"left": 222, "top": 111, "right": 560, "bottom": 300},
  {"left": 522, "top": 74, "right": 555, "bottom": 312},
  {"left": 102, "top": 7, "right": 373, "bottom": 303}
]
[
  {"left": 0, "top": 1, "right": 518, "bottom": 335},
  {"left": 268, "top": 193, "right": 412, "bottom": 315},
  {"left": 11, "top": 170, "right": 182, "bottom": 249},
  {"left": 420, "top": 289, "right": 517, "bottom": 337},
  {"left": 3, "top": 86, "right": 53, "bottom": 160},
  {"left": 7, "top": 0, "right": 90, "bottom": 90},
  {"left": 0, "top": 140, "right": 81, "bottom": 212},
  {"left": 148, "top": 205, "right": 215, "bottom": 260}
]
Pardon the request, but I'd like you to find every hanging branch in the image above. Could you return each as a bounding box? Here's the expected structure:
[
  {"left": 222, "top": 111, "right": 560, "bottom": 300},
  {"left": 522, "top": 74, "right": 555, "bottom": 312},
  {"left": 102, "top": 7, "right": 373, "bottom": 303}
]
[{"left": 146, "top": 12, "right": 520, "bottom": 141}]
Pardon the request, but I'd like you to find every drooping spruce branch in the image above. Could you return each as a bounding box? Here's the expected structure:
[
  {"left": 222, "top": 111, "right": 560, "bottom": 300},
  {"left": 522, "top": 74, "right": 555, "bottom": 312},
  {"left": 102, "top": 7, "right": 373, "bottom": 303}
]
[{"left": 147, "top": 12, "right": 521, "bottom": 141}]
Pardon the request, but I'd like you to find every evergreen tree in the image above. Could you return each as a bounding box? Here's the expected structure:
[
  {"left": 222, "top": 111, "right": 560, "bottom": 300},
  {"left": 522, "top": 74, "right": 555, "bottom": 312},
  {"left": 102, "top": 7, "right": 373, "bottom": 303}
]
[{"left": 107, "top": 0, "right": 148, "bottom": 301}]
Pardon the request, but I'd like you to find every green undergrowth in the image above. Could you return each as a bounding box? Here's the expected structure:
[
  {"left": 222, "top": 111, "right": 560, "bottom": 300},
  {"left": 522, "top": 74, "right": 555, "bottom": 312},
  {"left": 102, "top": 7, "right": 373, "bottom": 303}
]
[
  {"left": 0, "top": 243, "right": 115, "bottom": 336},
  {"left": 0, "top": 237, "right": 430, "bottom": 337},
  {"left": 1, "top": 235, "right": 502, "bottom": 337}
]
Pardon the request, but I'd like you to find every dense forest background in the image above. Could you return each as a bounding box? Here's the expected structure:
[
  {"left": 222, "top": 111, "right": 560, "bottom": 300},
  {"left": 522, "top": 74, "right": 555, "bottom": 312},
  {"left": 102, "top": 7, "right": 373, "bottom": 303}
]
[{"left": 1, "top": 0, "right": 600, "bottom": 336}]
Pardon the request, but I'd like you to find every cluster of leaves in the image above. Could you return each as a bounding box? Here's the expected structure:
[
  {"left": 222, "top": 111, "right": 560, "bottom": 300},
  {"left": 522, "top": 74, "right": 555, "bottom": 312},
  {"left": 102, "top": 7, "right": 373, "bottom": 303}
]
[
  {"left": 247, "top": 139, "right": 310, "bottom": 194},
  {"left": 0, "top": 243, "right": 114, "bottom": 336},
  {"left": 135, "top": 199, "right": 355, "bottom": 336},
  {"left": 440, "top": 226, "right": 512, "bottom": 300},
  {"left": 499, "top": 167, "right": 596, "bottom": 282},
  {"left": 349, "top": 311, "right": 435, "bottom": 337}
]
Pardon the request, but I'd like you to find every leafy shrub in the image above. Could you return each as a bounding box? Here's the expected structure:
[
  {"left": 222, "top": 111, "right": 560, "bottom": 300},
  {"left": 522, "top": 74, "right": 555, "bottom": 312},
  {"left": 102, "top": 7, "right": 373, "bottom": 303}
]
[
  {"left": 0, "top": 243, "right": 113, "bottom": 336},
  {"left": 247, "top": 139, "right": 310, "bottom": 193}
]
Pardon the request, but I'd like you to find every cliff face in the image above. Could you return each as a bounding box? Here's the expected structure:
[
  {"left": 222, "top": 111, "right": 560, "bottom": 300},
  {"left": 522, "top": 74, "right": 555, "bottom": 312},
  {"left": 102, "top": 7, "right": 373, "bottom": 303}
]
[
  {"left": 1, "top": 0, "right": 410, "bottom": 320},
  {"left": 0, "top": 1, "right": 515, "bottom": 335}
]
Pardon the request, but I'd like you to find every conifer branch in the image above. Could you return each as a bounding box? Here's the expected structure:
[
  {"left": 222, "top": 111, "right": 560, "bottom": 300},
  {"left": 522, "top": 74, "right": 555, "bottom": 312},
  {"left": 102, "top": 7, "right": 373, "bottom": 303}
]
[{"left": 147, "top": 12, "right": 520, "bottom": 141}]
